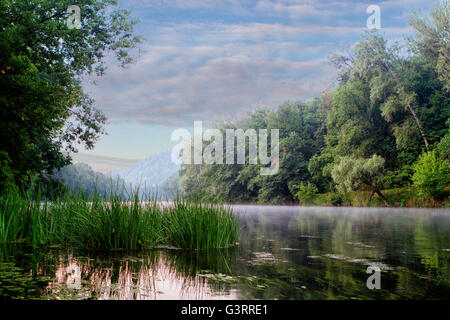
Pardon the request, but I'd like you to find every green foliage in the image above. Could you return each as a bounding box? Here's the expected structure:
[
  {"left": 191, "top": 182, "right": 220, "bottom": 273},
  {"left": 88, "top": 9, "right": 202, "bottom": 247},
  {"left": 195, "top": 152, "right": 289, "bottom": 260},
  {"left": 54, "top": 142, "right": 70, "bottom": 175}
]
[
  {"left": 0, "top": 0, "right": 142, "bottom": 192},
  {"left": 330, "top": 154, "right": 390, "bottom": 206},
  {"left": 412, "top": 151, "right": 450, "bottom": 199},
  {"left": 163, "top": 200, "right": 240, "bottom": 250},
  {"left": 176, "top": 8, "right": 448, "bottom": 206},
  {"left": 53, "top": 163, "right": 126, "bottom": 199},
  {"left": 59, "top": 192, "right": 165, "bottom": 250},
  {"left": 159, "top": 171, "right": 183, "bottom": 199},
  {"left": 435, "top": 124, "right": 450, "bottom": 159},
  {"left": 308, "top": 152, "right": 334, "bottom": 193},
  {"left": 331, "top": 155, "right": 386, "bottom": 193},
  {"left": 0, "top": 188, "right": 240, "bottom": 250},
  {"left": 329, "top": 193, "right": 344, "bottom": 206},
  {"left": 409, "top": 0, "right": 450, "bottom": 93},
  {"left": 181, "top": 99, "right": 328, "bottom": 203},
  {"left": 294, "top": 182, "right": 318, "bottom": 205},
  {"left": 384, "top": 165, "right": 414, "bottom": 189},
  {"left": 1, "top": 2, "right": 445, "bottom": 209},
  {"left": 0, "top": 151, "right": 16, "bottom": 193}
]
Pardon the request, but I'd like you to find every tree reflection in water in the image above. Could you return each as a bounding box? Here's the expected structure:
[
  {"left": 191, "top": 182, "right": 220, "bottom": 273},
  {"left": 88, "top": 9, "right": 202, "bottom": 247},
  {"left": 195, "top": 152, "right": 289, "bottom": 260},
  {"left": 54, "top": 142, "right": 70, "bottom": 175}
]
[{"left": 43, "top": 249, "right": 239, "bottom": 300}]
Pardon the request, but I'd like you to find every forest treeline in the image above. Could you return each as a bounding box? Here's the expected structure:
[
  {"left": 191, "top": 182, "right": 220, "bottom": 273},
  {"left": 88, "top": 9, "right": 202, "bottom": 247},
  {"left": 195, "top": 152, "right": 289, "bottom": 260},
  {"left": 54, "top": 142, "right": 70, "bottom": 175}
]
[
  {"left": 0, "top": 1, "right": 448, "bottom": 206},
  {"left": 179, "top": 3, "right": 450, "bottom": 206},
  {"left": 52, "top": 163, "right": 127, "bottom": 198}
]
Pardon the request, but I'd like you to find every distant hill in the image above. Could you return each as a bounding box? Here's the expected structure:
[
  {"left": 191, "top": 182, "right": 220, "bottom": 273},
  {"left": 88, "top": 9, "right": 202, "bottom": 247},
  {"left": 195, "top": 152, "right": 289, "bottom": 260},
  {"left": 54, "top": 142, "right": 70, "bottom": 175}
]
[
  {"left": 108, "top": 151, "right": 180, "bottom": 191},
  {"left": 54, "top": 162, "right": 126, "bottom": 198}
]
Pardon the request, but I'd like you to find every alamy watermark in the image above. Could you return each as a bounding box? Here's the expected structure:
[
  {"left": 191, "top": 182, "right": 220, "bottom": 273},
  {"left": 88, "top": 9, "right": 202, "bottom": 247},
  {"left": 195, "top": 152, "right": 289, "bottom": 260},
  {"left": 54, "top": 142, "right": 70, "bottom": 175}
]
[
  {"left": 67, "top": 5, "right": 81, "bottom": 29},
  {"left": 367, "top": 5, "right": 381, "bottom": 30},
  {"left": 366, "top": 266, "right": 381, "bottom": 290},
  {"left": 171, "top": 121, "right": 279, "bottom": 175}
]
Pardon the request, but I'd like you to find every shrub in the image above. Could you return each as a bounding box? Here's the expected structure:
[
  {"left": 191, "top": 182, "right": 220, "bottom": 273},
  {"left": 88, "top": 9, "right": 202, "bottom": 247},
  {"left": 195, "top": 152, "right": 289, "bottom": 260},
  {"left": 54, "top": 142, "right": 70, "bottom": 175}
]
[
  {"left": 294, "top": 182, "right": 318, "bottom": 205},
  {"left": 331, "top": 155, "right": 389, "bottom": 206},
  {"left": 436, "top": 133, "right": 450, "bottom": 159},
  {"left": 329, "top": 192, "right": 344, "bottom": 206},
  {"left": 412, "top": 150, "right": 450, "bottom": 199}
]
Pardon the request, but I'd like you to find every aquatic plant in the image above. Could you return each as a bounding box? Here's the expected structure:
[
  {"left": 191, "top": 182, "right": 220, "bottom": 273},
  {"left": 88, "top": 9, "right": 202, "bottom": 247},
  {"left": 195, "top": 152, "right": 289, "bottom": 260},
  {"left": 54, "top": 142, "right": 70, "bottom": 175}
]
[
  {"left": 0, "top": 188, "right": 240, "bottom": 250},
  {"left": 163, "top": 199, "right": 240, "bottom": 250}
]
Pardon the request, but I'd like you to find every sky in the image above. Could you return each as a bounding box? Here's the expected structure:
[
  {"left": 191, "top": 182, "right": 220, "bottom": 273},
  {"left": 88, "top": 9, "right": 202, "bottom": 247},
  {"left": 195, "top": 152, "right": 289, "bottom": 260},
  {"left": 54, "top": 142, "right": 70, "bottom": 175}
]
[{"left": 72, "top": 0, "right": 437, "bottom": 173}]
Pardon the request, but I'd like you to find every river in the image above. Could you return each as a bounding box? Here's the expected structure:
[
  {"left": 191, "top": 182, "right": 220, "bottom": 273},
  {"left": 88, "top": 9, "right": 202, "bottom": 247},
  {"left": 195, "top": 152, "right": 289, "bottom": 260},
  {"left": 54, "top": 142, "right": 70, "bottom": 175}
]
[{"left": 1, "top": 205, "right": 449, "bottom": 299}]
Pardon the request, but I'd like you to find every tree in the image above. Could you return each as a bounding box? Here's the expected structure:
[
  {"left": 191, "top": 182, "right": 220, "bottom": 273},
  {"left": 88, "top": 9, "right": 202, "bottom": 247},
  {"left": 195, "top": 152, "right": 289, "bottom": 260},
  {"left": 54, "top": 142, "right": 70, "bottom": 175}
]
[
  {"left": 327, "top": 30, "right": 449, "bottom": 192},
  {"left": 176, "top": 7, "right": 448, "bottom": 205},
  {"left": 178, "top": 100, "right": 325, "bottom": 203},
  {"left": 53, "top": 162, "right": 126, "bottom": 199},
  {"left": 409, "top": 0, "right": 450, "bottom": 94},
  {"left": 294, "top": 182, "right": 318, "bottom": 205},
  {"left": 331, "top": 155, "right": 389, "bottom": 206},
  {"left": 412, "top": 150, "right": 450, "bottom": 199},
  {"left": 0, "top": 0, "right": 142, "bottom": 192},
  {"left": 332, "top": 33, "right": 432, "bottom": 152}
]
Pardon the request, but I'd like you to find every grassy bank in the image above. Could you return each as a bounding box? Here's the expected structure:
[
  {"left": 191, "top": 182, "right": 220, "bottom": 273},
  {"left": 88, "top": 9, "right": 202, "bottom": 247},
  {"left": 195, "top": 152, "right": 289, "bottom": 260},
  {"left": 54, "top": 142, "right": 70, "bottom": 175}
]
[
  {"left": 0, "top": 190, "right": 240, "bottom": 250},
  {"left": 300, "top": 187, "right": 449, "bottom": 208}
]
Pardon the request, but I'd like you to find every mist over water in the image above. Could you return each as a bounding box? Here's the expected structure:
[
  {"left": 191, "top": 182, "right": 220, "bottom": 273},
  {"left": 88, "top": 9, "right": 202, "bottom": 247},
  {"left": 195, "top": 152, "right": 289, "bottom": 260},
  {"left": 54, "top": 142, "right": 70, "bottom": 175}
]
[{"left": 1, "top": 206, "right": 449, "bottom": 300}]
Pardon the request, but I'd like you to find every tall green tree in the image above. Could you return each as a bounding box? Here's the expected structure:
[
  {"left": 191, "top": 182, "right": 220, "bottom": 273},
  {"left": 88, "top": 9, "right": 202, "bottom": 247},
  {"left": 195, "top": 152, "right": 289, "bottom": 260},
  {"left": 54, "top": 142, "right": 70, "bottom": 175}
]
[
  {"left": 331, "top": 33, "right": 433, "bottom": 151},
  {"left": 0, "top": 0, "right": 141, "bottom": 192},
  {"left": 409, "top": 0, "right": 450, "bottom": 94},
  {"left": 180, "top": 100, "right": 325, "bottom": 203}
]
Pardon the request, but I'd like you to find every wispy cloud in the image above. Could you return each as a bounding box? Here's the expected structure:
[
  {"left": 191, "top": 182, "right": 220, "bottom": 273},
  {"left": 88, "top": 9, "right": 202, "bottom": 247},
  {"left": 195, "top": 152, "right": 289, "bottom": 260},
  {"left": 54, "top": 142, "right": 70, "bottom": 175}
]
[
  {"left": 86, "top": 41, "right": 336, "bottom": 125},
  {"left": 84, "top": 0, "right": 434, "bottom": 126}
]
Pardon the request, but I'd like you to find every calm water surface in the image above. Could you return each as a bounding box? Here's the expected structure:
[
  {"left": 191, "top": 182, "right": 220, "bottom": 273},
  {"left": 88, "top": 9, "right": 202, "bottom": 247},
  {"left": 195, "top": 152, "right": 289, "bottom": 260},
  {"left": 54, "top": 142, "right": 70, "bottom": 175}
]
[{"left": 1, "top": 206, "right": 449, "bottom": 299}]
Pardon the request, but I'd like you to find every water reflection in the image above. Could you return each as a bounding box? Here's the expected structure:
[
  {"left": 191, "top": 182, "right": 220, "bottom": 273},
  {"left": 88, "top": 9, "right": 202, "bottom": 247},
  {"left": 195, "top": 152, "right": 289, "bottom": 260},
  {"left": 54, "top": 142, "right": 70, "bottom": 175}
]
[
  {"left": 42, "top": 249, "right": 239, "bottom": 300},
  {"left": 1, "top": 206, "right": 449, "bottom": 300}
]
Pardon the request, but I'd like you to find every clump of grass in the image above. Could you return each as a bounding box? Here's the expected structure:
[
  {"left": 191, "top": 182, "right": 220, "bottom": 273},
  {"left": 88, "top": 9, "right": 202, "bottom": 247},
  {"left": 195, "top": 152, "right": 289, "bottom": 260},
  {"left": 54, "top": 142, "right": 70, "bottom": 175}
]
[
  {"left": 0, "top": 192, "right": 27, "bottom": 243},
  {"left": 0, "top": 187, "right": 240, "bottom": 250},
  {"left": 163, "top": 199, "right": 240, "bottom": 250},
  {"left": 55, "top": 191, "right": 165, "bottom": 250}
]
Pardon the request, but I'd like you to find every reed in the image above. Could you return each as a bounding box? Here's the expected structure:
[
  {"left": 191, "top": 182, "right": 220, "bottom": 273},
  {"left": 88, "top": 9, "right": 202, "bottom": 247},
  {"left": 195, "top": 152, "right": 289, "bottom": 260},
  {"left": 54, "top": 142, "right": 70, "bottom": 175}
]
[
  {"left": 163, "top": 199, "right": 240, "bottom": 250},
  {"left": 0, "top": 187, "right": 240, "bottom": 250},
  {"left": 0, "top": 192, "right": 26, "bottom": 243}
]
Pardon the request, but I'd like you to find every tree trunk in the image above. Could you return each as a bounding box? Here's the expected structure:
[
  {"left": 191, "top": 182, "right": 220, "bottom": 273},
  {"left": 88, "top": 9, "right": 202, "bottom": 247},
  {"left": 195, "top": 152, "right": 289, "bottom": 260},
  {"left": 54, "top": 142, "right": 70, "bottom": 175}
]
[
  {"left": 407, "top": 104, "right": 430, "bottom": 152},
  {"left": 386, "top": 65, "right": 429, "bottom": 152},
  {"left": 374, "top": 188, "right": 390, "bottom": 207},
  {"left": 369, "top": 190, "right": 375, "bottom": 201}
]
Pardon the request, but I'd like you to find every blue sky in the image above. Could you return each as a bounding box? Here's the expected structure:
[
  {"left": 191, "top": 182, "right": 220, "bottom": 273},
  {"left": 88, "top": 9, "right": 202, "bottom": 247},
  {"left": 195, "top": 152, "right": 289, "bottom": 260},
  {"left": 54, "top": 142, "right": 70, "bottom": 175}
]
[{"left": 73, "top": 0, "right": 437, "bottom": 172}]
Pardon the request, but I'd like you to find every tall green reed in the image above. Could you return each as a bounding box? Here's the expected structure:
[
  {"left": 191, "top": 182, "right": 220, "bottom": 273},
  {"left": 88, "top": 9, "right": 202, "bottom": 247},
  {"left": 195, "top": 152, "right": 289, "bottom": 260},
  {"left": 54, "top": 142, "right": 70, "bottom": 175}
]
[
  {"left": 0, "top": 185, "right": 240, "bottom": 250},
  {"left": 163, "top": 198, "right": 240, "bottom": 250}
]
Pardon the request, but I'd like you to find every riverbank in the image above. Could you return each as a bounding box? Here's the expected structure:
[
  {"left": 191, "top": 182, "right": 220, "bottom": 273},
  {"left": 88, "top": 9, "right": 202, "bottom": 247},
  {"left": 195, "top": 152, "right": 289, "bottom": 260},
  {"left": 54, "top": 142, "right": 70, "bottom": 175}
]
[{"left": 302, "top": 188, "right": 449, "bottom": 208}]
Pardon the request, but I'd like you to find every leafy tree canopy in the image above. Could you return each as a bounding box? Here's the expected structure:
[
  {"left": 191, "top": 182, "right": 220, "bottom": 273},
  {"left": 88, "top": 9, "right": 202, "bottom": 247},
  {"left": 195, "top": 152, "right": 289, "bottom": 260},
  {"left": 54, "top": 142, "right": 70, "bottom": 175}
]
[{"left": 0, "top": 0, "right": 142, "bottom": 192}]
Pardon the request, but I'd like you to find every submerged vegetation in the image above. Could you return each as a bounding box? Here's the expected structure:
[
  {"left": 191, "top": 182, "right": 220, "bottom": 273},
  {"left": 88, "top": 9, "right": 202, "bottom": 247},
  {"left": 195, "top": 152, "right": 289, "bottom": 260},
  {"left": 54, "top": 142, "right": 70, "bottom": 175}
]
[{"left": 0, "top": 188, "right": 240, "bottom": 250}]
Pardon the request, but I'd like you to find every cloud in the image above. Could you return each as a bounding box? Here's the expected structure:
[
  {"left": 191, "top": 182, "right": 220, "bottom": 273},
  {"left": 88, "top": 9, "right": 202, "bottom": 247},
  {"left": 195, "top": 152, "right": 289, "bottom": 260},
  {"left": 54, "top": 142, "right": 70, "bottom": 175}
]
[
  {"left": 83, "top": 0, "right": 430, "bottom": 126},
  {"left": 127, "top": 0, "right": 244, "bottom": 8},
  {"left": 254, "top": 0, "right": 432, "bottom": 15},
  {"left": 85, "top": 40, "right": 336, "bottom": 126}
]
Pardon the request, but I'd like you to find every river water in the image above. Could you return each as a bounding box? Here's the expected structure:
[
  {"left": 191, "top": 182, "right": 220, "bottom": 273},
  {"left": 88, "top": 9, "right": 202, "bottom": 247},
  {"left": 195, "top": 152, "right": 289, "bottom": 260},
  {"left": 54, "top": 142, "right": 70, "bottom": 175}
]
[{"left": 1, "top": 205, "right": 449, "bottom": 299}]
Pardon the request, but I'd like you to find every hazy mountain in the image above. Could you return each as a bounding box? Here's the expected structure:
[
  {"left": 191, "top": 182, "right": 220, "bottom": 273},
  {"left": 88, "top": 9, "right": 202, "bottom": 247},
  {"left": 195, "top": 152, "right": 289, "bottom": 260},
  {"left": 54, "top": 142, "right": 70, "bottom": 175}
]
[{"left": 108, "top": 151, "right": 180, "bottom": 189}]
